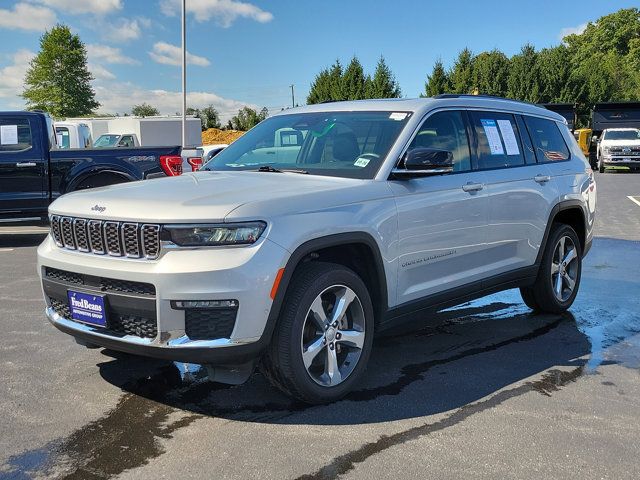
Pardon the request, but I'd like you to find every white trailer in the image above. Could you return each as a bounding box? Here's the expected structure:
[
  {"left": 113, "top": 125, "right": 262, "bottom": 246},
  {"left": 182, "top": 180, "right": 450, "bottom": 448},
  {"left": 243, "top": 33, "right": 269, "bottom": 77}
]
[{"left": 65, "top": 116, "right": 202, "bottom": 147}]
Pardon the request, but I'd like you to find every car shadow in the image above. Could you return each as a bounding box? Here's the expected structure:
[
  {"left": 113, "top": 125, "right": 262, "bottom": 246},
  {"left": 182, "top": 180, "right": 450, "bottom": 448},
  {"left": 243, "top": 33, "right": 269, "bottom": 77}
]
[
  {"left": 95, "top": 236, "right": 640, "bottom": 426},
  {"left": 96, "top": 305, "right": 593, "bottom": 426}
]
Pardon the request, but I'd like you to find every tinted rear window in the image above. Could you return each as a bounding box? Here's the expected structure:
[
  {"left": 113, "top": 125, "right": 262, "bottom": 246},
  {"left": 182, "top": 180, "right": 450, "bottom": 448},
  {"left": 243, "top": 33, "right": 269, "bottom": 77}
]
[
  {"left": 0, "top": 117, "right": 32, "bottom": 152},
  {"left": 469, "top": 111, "right": 525, "bottom": 169},
  {"left": 524, "top": 116, "right": 570, "bottom": 162}
]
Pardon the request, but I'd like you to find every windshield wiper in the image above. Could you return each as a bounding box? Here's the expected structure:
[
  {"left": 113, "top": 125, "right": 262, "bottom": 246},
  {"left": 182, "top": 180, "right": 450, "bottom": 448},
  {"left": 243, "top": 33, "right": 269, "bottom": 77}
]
[{"left": 255, "top": 165, "right": 308, "bottom": 174}]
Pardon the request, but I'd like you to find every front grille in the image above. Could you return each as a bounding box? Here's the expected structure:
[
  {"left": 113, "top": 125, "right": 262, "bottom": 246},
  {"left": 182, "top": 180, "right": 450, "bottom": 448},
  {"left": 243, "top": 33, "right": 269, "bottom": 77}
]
[
  {"left": 100, "top": 278, "right": 156, "bottom": 296},
  {"left": 608, "top": 146, "right": 640, "bottom": 156},
  {"left": 49, "top": 215, "right": 161, "bottom": 259},
  {"left": 50, "top": 297, "right": 157, "bottom": 339},
  {"left": 44, "top": 267, "right": 156, "bottom": 296},
  {"left": 45, "top": 267, "right": 83, "bottom": 285},
  {"left": 185, "top": 308, "right": 237, "bottom": 340}
]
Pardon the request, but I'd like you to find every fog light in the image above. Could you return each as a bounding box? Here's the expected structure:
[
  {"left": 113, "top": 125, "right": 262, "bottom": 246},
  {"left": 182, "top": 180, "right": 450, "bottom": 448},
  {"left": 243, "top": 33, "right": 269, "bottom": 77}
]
[{"left": 172, "top": 300, "right": 238, "bottom": 309}]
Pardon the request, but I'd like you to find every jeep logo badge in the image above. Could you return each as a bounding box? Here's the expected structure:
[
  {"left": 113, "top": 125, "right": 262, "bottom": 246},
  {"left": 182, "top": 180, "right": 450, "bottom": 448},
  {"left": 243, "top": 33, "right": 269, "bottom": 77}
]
[{"left": 91, "top": 205, "right": 106, "bottom": 213}]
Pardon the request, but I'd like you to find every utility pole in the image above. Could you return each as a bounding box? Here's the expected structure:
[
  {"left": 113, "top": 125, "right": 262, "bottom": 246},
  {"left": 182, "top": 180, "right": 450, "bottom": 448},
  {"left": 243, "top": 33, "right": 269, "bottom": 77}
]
[
  {"left": 290, "top": 84, "right": 295, "bottom": 108},
  {"left": 181, "top": 0, "right": 187, "bottom": 148}
]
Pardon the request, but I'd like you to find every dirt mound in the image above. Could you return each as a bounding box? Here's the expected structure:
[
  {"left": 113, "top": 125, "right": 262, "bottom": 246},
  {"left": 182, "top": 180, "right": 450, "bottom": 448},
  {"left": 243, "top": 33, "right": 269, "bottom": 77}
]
[{"left": 202, "top": 128, "right": 245, "bottom": 145}]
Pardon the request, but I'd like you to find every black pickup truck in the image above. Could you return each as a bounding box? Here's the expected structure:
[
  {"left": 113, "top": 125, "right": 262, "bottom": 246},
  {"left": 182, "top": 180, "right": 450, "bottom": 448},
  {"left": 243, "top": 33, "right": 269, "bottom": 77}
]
[{"left": 0, "top": 111, "right": 184, "bottom": 224}]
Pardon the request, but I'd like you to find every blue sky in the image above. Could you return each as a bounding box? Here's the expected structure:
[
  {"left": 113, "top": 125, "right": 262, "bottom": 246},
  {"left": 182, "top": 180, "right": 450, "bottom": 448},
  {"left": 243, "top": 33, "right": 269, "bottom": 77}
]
[{"left": 0, "top": 0, "right": 635, "bottom": 120}]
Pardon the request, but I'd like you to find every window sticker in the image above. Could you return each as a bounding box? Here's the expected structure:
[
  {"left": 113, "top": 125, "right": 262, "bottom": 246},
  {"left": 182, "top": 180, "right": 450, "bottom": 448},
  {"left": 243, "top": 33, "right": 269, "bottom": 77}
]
[
  {"left": 496, "top": 119, "right": 520, "bottom": 156},
  {"left": 354, "top": 157, "right": 370, "bottom": 167},
  {"left": 0, "top": 125, "right": 19, "bottom": 145},
  {"left": 480, "top": 119, "right": 504, "bottom": 155},
  {"left": 389, "top": 112, "right": 408, "bottom": 121}
]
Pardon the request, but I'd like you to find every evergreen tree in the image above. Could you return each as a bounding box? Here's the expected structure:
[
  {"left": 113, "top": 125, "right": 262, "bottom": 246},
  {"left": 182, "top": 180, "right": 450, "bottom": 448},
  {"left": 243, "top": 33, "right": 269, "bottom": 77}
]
[
  {"left": 424, "top": 59, "right": 450, "bottom": 97},
  {"left": 328, "top": 60, "right": 344, "bottom": 101},
  {"left": 368, "top": 56, "right": 401, "bottom": 98},
  {"left": 507, "top": 44, "right": 540, "bottom": 102},
  {"left": 341, "top": 57, "right": 367, "bottom": 100},
  {"left": 449, "top": 48, "right": 475, "bottom": 94},
  {"left": 23, "top": 24, "right": 99, "bottom": 116},
  {"left": 307, "top": 68, "right": 332, "bottom": 104},
  {"left": 472, "top": 50, "right": 510, "bottom": 96}
]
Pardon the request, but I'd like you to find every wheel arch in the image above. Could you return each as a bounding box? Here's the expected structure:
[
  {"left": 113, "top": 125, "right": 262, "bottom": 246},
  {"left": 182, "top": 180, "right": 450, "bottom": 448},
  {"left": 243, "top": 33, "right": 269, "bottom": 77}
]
[
  {"left": 66, "top": 169, "right": 135, "bottom": 193},
  {"left": 536, "top": 200, "right": 587, "bottom": 265},
  {"left": 264, "top": 232, "right": 388, "bottom": 343}
]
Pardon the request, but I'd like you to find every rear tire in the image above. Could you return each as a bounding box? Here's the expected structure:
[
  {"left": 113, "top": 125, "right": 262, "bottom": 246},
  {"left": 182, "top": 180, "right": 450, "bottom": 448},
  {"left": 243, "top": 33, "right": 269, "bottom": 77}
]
[
  {"left": 522, "top": 224, "right": 582, "bottom": 314},
  {"left": 262, "top": 262, "right": 374, "bottom": 404}
]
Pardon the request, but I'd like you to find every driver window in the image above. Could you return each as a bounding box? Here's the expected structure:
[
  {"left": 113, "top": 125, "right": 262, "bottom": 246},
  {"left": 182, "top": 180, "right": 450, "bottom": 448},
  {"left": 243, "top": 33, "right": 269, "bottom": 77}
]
[{"left": 407, "top": 111, "right": 471, "bottom": 172}]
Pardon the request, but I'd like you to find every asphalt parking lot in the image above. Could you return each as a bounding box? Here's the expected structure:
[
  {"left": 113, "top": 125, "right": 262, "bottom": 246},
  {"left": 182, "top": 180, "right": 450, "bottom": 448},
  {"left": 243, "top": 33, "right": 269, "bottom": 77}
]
[{"left": 1, "top": 172, "right": 639, "bottom": 480}]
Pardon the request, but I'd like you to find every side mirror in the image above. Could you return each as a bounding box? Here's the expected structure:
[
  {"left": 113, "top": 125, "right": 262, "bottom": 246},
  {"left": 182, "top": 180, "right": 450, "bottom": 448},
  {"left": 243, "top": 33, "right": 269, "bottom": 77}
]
[
  {"left": 391, "top": 148, "right": 454, "bottom": 179},
  {"left": 592, "top": 136, "right": 599, "bottom": 143}
]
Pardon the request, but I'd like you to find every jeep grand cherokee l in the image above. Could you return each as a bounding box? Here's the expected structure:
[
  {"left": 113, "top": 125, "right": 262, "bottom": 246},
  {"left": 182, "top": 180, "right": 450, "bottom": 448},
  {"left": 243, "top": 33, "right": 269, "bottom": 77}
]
[{"left": 38, "top": 95, "right": 596, "bottom": 404}]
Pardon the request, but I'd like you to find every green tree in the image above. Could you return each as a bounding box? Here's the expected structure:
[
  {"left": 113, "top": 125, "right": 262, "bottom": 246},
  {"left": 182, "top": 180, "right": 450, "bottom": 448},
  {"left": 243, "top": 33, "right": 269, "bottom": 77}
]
[
  {"left": 328, "top": 60, "right": 345, "bottom": 101},
  {"left": 22, "top": 24, "right": 99, "bottom": 116},
  {"left": 307, "top": 67, "right": 333, "bottom": 104},
  {"left": 536, "top": 45, "right": 574, "bottom": 103},
  {"left": 342, "top": 56, "right": 367, "bottom": 100},
  {"left": 472, "top": 50, "right": 510, "bottom": 96},
  {"left": 229, "top": 106, "right": 268, "bottom": 131},
  {"left": 367, "top": 56, "right": 401, "bottom": 98},
  {"left": 201, "top": 104, "right": 221, "bottom": 129},
  {"left": 424, "top": 59, "right": 450, "bottom": 97},
  {"left": 131, "top": 103, "right": 160, "bottom": 117},
  {"left": 449, "top": 48, "right": 475, "bottom": 94},
  {"left": 507, "top": 44, "right": 540, "bottom": 102}
]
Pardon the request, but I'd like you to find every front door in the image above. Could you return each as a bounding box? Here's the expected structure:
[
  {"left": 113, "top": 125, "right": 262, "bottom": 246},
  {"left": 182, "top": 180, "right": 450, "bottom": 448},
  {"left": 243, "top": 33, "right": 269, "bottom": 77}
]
[
  {"left": 0, "top": 115, "right": 47, "bottom": 219},
  {"left": 389, "top": 110, "right": 489, "bottom": 305}
]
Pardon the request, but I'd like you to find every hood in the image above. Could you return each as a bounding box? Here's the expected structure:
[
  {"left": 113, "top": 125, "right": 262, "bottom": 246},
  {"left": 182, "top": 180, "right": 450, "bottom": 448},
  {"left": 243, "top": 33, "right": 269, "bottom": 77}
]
[
  {"left": 601, "top": 139, "right": 640, "bottom": 147},
  {"left": 49, "top": 171, "right": 375, "bottom": 223}
]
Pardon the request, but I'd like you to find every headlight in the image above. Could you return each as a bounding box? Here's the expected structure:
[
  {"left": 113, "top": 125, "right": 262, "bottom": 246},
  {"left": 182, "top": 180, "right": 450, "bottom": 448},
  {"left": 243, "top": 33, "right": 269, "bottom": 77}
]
[{"left": 162, "top": 222, "right": 266, "bottom": 246}]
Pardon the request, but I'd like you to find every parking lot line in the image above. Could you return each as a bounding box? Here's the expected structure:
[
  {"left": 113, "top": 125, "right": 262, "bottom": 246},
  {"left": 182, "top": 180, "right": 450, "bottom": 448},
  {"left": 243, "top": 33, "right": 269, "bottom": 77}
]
[{"left": 627, "top": 196, "right": 640, "bottom": 208}]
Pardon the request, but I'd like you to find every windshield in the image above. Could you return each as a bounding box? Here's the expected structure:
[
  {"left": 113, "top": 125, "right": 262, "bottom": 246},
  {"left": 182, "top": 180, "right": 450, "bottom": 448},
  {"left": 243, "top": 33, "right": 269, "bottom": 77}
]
[
  {"left": 603, "top": 130, "right": 640, "bottom": 141},
  {"left": 202, "top": 111, "right": 411, "bottom": 179},
  {"left": 94, "top": 134, "right": 120, "bottom": 147}
]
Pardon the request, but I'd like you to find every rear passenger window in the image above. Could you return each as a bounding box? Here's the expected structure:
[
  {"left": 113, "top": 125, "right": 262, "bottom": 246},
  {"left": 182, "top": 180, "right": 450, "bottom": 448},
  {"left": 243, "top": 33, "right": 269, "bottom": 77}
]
[
  {"left": 515, "top": 115, "right": 537, "bottom": 165},
  {"left": 0, "top": 117, "right": 32, "bottom": 152},
  {"left": 524, "top": 116, "right": 570, "bottom": 162},
  {"left": 469, "top": 112, "right": 525, "bottom": 169},
  {"left": 407, "top": 110, "right": 472, "bottom": 172}
]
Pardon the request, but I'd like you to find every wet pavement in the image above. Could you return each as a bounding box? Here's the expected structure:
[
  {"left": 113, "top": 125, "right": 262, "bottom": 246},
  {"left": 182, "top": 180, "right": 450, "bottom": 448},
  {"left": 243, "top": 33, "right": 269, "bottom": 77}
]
[{"left": 1, "top": 173, "right": 639, "bottom": 479}]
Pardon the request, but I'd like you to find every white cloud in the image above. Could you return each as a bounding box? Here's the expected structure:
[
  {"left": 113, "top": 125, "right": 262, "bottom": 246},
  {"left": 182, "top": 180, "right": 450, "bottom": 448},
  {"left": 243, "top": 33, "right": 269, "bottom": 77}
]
[
  {"left": 89, "top": 63, "right": 116, "bottom": 80},
  {"left": 93, "top": 81, "right": 256, "bottom": 121},
  {"left": 86, "top": 44, "right": 139, "bottom": 65},
  {"left": 559, "top": 22, "right": 588, "bottom": 40},
  {"left": 33, "top": 0, "right": 122, "bottom": 15},
  {"left": 0, "top": 50, "right": 35, "bottom": 102},
  {"left": 160, "top": 0, "right": 273, "bottom": 27},
  {"left": 0, "top": 3, "right": 56, "bottom": 32},
  {"left": 149, "top": 42, "right": 211, "bottom": 67},
  {"left": 102, "top": 18, "right": 145, "bottom": 42}
]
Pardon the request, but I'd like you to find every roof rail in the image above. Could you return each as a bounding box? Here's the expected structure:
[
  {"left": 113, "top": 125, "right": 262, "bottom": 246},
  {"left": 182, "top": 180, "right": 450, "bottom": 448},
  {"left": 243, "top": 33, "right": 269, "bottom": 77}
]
[{"left": 432, "top": 93, "right": 537, "bottom": 107}]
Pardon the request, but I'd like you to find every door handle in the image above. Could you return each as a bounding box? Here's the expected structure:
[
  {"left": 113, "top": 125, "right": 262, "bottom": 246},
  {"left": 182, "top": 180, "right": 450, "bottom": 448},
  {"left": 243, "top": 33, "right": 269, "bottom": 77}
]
[
  {"left": 534, "top": 174, "right": 551, "bottom": 184},
  {"left": 16, "top": 162, "right": 37, "bottom": 168},
  {"left": 462, "top": 182, "right": 483, "bottom": 193}
]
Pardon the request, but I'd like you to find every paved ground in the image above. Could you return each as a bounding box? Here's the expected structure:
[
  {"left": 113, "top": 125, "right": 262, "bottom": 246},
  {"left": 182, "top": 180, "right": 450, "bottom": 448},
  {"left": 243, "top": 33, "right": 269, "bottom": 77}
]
[{"left": 1, "top": 172, "right": 639, "bottom": 480}]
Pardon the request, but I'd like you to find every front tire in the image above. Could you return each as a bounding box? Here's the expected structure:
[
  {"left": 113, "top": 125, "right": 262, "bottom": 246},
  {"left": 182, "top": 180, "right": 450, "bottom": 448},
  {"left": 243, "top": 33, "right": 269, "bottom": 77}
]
[
  {"left": 521, "top": 224, "right": 582, "bottom": 313},
  {"left": 262, "top": 262, "right": 374, "bottom": 404}
]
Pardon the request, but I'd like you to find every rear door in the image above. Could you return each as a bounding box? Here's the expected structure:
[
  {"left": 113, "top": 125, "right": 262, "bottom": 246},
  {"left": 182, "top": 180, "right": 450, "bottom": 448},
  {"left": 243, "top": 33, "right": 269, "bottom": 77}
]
[
  {"left": 468, "top": 110, "right": 558, "bottom": 276},
  {"left": 389, "top": 110, "right": 489, "bottom": 304},
  {"left": 0, "top": 114, "right": 47, "bottom": 218}
]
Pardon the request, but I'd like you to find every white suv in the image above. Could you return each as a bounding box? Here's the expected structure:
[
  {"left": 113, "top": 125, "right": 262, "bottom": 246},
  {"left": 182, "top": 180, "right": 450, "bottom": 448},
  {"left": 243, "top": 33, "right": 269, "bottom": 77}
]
[{"left": 38, "top": 95, "right": 597, "bottom": 403}]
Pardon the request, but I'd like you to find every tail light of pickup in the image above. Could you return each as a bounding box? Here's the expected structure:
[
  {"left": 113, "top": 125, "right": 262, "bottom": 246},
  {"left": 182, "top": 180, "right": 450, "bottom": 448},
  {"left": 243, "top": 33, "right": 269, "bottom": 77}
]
[
  {"left": 187, "top": 157, "right": 203, "bottom": 172},
  {"left": 160, "top": 155, "right": 183, "bottom": 176}
]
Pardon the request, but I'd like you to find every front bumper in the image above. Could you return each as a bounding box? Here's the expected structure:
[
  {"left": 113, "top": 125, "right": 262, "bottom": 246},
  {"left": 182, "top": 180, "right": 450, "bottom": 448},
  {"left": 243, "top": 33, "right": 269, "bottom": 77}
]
[
  {"left": 38, "top": 234, "right": 289, "bottom": 364},
  {"left": 601, "top": 156, "right": 640, "bottom": 170}
]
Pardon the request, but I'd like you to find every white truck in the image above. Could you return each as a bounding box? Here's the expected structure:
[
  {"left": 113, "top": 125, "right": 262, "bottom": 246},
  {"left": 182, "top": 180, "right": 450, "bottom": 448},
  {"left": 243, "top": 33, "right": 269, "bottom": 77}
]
[
  {"left": 596, "top": 127, "right": 640, "bottom": 172},
  {"left": 54, "top": 122, "right": 93, "bottom": 149}
]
